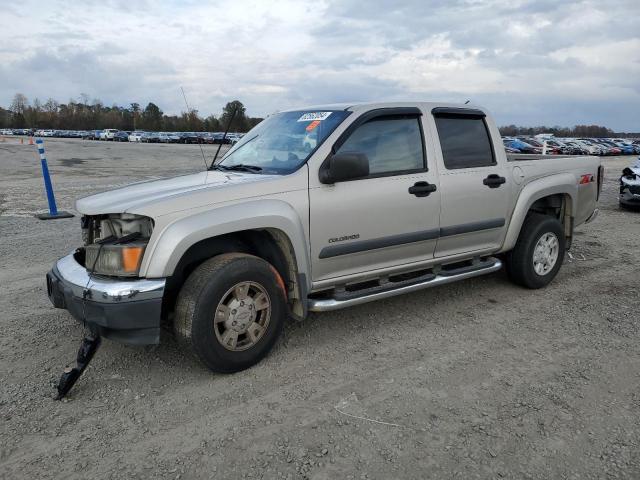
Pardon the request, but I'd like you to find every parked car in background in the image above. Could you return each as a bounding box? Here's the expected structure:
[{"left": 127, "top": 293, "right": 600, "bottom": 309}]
[
  {"left": 113, "top": 131, "right": 131, "bottom": 142},
  {"left": 128, "top": 131, "right": 145, "bottom": 142},
  {"left": 141, "top": 132, "right": 160, "bottom": 143},
  {"left": 620, "top": 157, "right": 640, "bottom": 209},
  {"left": 83, "top": 130, "right": 102, "bottom": 140},
  {"left": 561, "top": 141, "right": 590, "bottom": 155},
  {"left": 575, "top": 139, "right": 607, "bottom": 156},
  {"left": 227, "top": 133, "right": 242, "bottom": 145},
  {"left": 179, "top": 132, "right": 202, "bottom": 144},
  {"left": 214, "top": 132, "right": 234, "bottom": 144},
  {"left": 157, "top": 133, "right": 169, "bottom": 143},
  {"left": 99, "top": 129, "right": 118, "bottom": 140},
  {"left": 520, "top": 137, "right": 562, "bottom": 155},
  {"left": 543, "top": 139, "right": 571, "bottom": 154},
  {"left": 504, "top": 138, "right": 541, "bottom": 154},
  {"left": 604, "top": 142, "right": 623, "bottom": 155},
  {"left": 611, "top": 141, "right": 635, "bottom": 155},
  {"left": 162, "top": 132, "right": 181, "bottom": 143}
]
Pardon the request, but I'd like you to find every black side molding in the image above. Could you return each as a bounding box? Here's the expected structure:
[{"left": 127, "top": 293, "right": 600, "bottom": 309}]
[
  {"left": 319, "top": 218, "right": 506, "bottom": 259},
  {"left": 319, "top": 229, "right": 439, "bottom": 259},
  {"left": 439, "top": 218, "right": 505, "bottom": 237}
]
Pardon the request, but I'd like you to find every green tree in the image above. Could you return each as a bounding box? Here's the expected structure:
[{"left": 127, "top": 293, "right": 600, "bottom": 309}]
[
  {"left": 0, "top": 107, "right": 9, "bottom": 128},
  {"left": 204, "top": 114, "right": 221, "bottom": 132},
  {"left": 24, "top": 98, "right": 42, "bottom": 127},
  {"left": 9, "top": 93, "right": 29, "bottom": 127},
  {"left": 180, "top": 109, "right": 203, "bottom": 131},
  {"left": 141, "top": 102, "right": 163, "bottom": 131},
  {"left": 220, "top": 100, "right": 249, "bottom": 132},
  {"left": 130, "top": 103, "right": 141, "bottom": 130}
]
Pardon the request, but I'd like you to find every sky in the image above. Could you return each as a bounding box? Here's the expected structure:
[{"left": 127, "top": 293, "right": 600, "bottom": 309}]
[{"left": 1, "top": 0, "right": 639, "bottom": 130}]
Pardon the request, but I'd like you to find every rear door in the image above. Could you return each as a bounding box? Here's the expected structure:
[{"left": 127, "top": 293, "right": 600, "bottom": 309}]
[
  {"left": 430, "top": 108, "right": 509, "bottom": 258},
  {"left": 309, "top": 108, "right": 441, "bottom": 282}
]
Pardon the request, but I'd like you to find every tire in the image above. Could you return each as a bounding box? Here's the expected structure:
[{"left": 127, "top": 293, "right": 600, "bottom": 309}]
[
  {"left": 505, "top": 213, "right": 565, "bottom": 289},
  {"left": 174, "top": 253, "right": 287, "bottom": 373}
]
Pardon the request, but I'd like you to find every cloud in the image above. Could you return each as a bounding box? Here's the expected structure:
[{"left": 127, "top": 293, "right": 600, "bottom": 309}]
[{"left": 0, "top": 0, "right": 638, "bottom": 129}]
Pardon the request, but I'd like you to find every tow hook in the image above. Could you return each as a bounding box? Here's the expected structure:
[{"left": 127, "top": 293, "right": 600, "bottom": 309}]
[{"left": 54, "top": 334, "right": 101, "bottom": 400}]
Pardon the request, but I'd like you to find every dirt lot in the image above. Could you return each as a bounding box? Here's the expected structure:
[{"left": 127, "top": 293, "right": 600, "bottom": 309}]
[{"left": 0, "top": 138, "right": 638, "bottom": 479}]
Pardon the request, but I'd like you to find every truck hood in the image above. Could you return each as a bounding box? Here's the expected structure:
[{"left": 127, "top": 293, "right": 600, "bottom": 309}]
[{"left": 76, "top": 170, "right": 293, "bottom": 216}]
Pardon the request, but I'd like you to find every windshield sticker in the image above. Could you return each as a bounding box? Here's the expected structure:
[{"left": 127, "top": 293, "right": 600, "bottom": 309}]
[
  {"left": 305, "top": 120, "right": 321, "bottom": 132},
  {"left": 297, "top": 111, "right": 332, "bottom": 122}
]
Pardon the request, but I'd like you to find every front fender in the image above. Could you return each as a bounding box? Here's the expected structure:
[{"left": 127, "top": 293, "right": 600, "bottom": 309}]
[
  {"left": 141, "top": 199, "right": 310, "bottom": 280},
  {"left": 501, "top": 173, "right": 577, "bottom": 252}
]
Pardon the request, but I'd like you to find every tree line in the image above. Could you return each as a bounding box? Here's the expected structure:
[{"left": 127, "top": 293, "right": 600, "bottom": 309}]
[
  {"left": 1, "top": 92, "right": 636, "bottom": 137},
  {"left": 499, "top": 124, "right": 639, "bottom": 138},
  {"left": 0, "top": 93, "right": 263, "bottom": 133}
]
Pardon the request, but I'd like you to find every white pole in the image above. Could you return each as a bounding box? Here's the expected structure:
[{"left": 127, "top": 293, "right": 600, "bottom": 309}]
[{"left": 542, "top": 141, "right": 548, "bottom": 155}]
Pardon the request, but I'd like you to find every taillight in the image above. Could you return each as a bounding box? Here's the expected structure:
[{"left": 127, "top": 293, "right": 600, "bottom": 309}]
[{"left": 597, "top": 165, "right": 604, "bottom": 200}]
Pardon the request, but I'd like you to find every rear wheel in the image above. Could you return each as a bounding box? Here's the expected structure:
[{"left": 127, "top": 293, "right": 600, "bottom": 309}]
[
  {"left": 506, "top": 213, "right": 565, "bottom": 289},
  {"left": 174, "top": 253, "right": 287, "bottom": 373}
]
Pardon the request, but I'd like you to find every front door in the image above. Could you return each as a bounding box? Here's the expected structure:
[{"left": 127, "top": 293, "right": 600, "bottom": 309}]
[{"left": 309, "top": 110, "right": 441, "bottom": 282}]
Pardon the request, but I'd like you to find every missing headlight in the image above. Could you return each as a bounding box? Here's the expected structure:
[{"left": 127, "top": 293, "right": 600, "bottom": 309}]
[{"left": 82, "top": 214, "right": 154, "bottom": 245}]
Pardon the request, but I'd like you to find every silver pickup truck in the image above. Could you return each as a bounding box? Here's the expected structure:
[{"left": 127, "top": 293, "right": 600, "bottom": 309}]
[{"left": 46, "top": 102, "right": 603, "bottom": 373}]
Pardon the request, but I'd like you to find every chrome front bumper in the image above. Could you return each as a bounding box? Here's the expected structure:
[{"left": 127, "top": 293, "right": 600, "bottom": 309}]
[
  {"left": 53, "top": 253, "right": 166, "bottom": 303},
  {"left": 46, "top": 252, "right": 166, "bottom": 344}
]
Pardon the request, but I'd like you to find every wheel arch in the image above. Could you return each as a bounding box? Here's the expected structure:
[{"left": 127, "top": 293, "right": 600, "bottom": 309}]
[
  {"left": 143, "top": 200, "right": 311, "bottom": 320},
  {"left": 502, "top": 175, "right": 577, "bottom": 252}
]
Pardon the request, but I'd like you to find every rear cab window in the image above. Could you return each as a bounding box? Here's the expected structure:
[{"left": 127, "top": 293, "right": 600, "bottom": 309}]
[{"left": 433, "top": 110, "right": 495, "bottom": 169}]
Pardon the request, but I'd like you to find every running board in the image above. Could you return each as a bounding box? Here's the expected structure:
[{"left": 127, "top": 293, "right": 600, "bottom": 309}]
[{"left": 307, "top": 257, "right": 503, "bottom": 312}]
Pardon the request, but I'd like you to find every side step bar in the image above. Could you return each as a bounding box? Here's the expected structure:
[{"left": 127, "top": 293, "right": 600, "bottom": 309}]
[{"left": 308, "top": 257, "right": 503, "bottom": 312}]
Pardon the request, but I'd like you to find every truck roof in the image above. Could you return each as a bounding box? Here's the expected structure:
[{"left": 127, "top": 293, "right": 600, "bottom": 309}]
[{"left": 280, "top": 101, "right": 486, "bottom": 115}]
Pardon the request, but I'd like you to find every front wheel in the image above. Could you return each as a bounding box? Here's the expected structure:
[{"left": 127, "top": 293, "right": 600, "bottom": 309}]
[
  {"left": 506, "top": 213, "right": 566, "bottom": 289},
  {"left": 174, "top": 253, "right": 287, "bottom": 373}
]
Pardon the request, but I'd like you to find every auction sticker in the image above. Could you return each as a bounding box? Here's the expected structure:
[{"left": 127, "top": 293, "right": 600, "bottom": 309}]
[{"left": 298, "top": 111, "right": 332, "bottom": 122}]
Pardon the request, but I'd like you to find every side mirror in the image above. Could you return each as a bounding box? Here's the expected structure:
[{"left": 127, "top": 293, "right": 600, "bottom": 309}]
[{"left": 319, "top": 152, "right": 370, "bottom": 184}]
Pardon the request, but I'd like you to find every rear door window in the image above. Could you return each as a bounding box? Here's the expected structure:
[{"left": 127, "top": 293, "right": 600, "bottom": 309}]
[{"left": 434, "top": 116, "right": 495, "bottom": 169}]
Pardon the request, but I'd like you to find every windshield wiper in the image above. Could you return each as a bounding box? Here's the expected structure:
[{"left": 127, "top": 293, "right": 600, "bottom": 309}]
[{"left": 213, "top": 164, "right": 263, "bottom": 173}]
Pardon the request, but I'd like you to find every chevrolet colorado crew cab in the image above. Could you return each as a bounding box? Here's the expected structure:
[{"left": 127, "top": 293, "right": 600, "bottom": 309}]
[{"left": 46, "top": 102, "right": 603, "bottom": 373}]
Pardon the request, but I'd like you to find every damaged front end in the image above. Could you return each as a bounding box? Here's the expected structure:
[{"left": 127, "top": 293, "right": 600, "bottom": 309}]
[
  {"left": 620, "top": 158, "right": 640, "bottom": 209},
  {"left": 47, "top": 212, "right": 166, "bottom": 399},
  {"left": 46, "top": 212, "right": 166, "bottom": 345}
]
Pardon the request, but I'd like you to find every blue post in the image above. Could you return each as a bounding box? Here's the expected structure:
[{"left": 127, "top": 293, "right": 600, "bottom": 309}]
[{"left": 35, "top": 139, "right": 73, "bottom": 220}]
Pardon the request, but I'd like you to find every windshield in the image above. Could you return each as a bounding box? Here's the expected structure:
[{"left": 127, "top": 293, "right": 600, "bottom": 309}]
[{"left": 215, "top": 110, "right": 351, "bottom": 174}]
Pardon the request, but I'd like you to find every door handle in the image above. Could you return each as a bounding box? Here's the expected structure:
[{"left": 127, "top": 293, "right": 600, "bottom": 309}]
[
  {"left": 408, "top": 181, "right": 437, "bottom": 197},
  {"left": 483, "top": 174, "right": 506, "bottom": 188}
]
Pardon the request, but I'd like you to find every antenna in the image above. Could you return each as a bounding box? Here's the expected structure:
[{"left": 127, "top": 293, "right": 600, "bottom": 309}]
[
  {"left": 180, "top": 86, "right": 208, "bottom": 170},
  {"left": 210, "top": 106, "right": 238, "bottom": 169}
]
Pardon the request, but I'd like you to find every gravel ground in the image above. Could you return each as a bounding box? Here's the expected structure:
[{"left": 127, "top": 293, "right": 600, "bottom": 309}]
[{"left": 0, "top": 138, "right": 638, "bottom": 479}]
